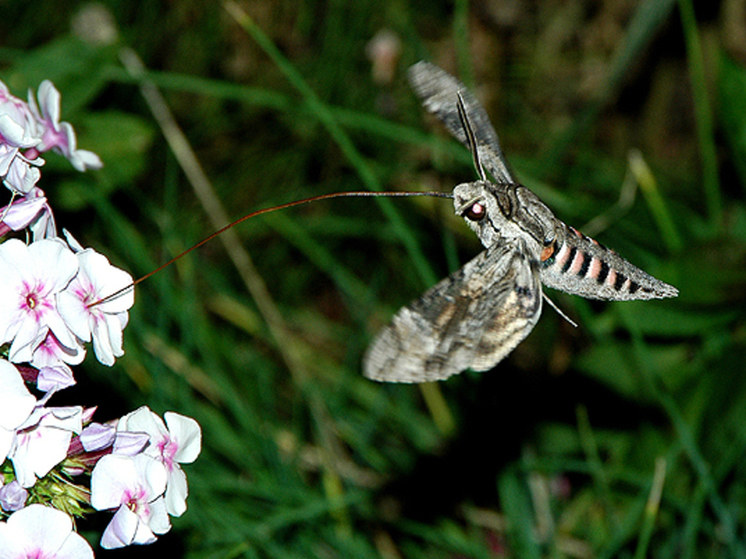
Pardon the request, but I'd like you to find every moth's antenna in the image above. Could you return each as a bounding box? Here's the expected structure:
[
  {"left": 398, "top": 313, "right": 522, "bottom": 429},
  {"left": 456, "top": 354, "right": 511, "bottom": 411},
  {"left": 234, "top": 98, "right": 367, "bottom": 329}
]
[
  {"left": 542, "top": 293, "right": 578, "bottom": 328},
  {"left": 90, "top": 189, "right": 452, "bottom": 308},
  {"left": 456, "top": 91, "right": 487, "bottom": 182}
]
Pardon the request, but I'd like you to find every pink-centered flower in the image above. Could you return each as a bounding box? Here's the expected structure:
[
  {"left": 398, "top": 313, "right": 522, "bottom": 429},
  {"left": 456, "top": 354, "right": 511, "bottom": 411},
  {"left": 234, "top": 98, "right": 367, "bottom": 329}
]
[
  {"left": 0, "top": 503, "right": 93, "bottom": 559},
  {"left": 0, "top": 238, "right": 78, "bottom": 363},
  {"left": 27, "top": 80, "right": 102, "bottom": 172},
  {"left": 9, "top": 405, "right": 83, "bottom": 488},
  {"left": 91, "top": 453, "right": 170, "bottom": 549},
  {"left": 118, "top": 406, "right": 202, "bottom": 516},
  {"left": 57, "top": 246, "right": 134, "bottom": 366}
]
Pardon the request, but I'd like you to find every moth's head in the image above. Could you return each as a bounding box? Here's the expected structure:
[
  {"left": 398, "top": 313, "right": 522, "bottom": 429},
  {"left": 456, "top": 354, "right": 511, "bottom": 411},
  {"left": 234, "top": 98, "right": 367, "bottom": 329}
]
[{"left": 453, "top": 180, "right": 505, "bottom": 248}]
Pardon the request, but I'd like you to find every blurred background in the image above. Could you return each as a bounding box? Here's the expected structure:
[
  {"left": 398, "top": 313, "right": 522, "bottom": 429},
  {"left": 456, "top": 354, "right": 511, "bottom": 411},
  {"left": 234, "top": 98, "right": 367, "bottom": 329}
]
[{"left": 2, "top": 0, "right": 746, "bottom": 557}]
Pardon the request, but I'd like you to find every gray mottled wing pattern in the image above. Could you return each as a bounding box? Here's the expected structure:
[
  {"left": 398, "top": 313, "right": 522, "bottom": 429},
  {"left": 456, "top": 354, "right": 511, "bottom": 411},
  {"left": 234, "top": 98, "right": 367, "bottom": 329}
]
[
  {"left": 363, "top": 240, "right": 543, "bottom": 383},
  {"left": 407, "top": 61, "right": 514, "bottom": 185}
]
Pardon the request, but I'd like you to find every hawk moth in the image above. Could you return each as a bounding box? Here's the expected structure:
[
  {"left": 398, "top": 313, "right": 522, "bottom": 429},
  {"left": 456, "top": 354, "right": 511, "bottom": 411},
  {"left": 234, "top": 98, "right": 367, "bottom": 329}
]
[{"left": 363, "top": 61, "right": 678, "bottom": 383}]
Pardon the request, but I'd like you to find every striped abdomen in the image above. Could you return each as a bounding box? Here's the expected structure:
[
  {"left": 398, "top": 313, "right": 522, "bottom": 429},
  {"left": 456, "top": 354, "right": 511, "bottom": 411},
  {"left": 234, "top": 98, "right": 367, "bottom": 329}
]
[{"left": 539, "top": 223, "right": 678, "bottom": 301}]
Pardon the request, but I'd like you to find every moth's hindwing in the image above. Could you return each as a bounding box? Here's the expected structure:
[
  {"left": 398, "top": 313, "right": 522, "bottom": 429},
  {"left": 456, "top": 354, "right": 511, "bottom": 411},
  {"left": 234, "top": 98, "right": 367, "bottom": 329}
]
[
  {"left": 407, "top": 61, "right": 515, "bottom": 184},
  {"left": 363, "top": 239, "right": 543, "bottom": 383},
  {"left": 540, "top": 222, "right": 679, "bottom": 300}
]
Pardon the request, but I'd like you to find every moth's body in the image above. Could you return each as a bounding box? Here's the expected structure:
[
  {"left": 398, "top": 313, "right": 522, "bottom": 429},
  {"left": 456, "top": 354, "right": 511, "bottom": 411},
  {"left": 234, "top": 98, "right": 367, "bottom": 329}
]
[
  {"left": 363, "top": 62, "right": 678, "bottom": 383},
  {"left": 455, "top": 180, "right": 677, "bottom": 301}
]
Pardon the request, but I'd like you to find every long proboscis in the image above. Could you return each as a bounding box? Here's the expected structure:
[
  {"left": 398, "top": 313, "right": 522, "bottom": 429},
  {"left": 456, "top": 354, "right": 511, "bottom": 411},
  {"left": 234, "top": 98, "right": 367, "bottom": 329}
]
[{"left": 90, "top": 190, "right": 453, "bottom": 307}]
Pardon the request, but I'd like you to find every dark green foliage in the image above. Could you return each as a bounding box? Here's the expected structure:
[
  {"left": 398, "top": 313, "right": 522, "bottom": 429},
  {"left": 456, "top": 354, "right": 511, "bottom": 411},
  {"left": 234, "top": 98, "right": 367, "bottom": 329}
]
[{"left": 3, "top": 0, "right": 746, "bottom": 556}]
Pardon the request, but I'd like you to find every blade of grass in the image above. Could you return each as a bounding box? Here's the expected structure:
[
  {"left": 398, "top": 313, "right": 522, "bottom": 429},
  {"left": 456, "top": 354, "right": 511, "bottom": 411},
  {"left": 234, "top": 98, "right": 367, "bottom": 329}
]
[
  {"left": 678, "top": 0, "right": 722, "bottom": 233},
  {"left": 628, "top": 149, "right": 683, "bottom": 253},
  {"left": 633, "top": 457, "right": 667, "bottom": 559},
  {"left": 576, "top": 405, "right": 618, "bottom": 529},
  {"left": 498, "top": 468, "right": 542, "bottom": 559},
  {"left": 453, "top": 0, "right": 474, "bottom": 88},
  {"left": 596, "top": 455, "right": 666, "bottom": 559},
  {"left": 540, "top": 0, "right": 677, "bottom": 173},
  {"left": 680, "top": 419, "right": 746, "bottom": 559},
  {"left": 718, "top": 52, "right": 746, "bottom": 197}
]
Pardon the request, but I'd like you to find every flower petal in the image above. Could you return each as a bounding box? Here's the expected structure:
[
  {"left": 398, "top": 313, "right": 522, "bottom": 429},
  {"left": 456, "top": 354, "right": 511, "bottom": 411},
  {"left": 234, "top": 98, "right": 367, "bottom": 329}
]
[
  {"left": 164, "top": 412, "right": 202, "bottom": 464},
  {"left": 164, "top": 465, "right": 188, "bottom": 517},
  {"left": 0, "top": 360, "right": 35, "bottom": 432},
  {"left": 0, "top": 504, "right": 92, "bottom": 559},
  {"left": 100, "top": 504, "right": 154, "bottom": 549}
]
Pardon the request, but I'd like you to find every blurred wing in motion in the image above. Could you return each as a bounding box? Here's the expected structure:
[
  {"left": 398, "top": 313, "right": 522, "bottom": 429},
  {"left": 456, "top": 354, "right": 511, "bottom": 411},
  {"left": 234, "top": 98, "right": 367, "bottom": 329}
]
[
  {"left": 364, "top": 240, "right": 543, "bottom": 383},
  {"left": 408, "top": 61, "right": 515, "bottom": 185}
]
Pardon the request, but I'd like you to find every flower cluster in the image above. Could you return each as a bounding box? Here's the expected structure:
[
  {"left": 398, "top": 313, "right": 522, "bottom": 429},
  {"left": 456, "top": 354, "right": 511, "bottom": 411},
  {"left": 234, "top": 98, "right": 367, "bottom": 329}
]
[{"left": 0, "top": 81, "right": 201, "bottom": 556}]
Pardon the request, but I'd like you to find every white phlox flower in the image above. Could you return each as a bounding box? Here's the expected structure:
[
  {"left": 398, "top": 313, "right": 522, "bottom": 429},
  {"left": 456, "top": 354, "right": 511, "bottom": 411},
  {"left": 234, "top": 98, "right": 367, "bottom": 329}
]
[
  {"left": 0, "top": 360, "right": 36, "bottom": 463},
  {"left": 118, "top": 406, "right": 202, "bottom": 516},
  {"left": 0, "top": 238, "right": 79, "bottom": 363},
  {"left": 0, "top": 503, "right": 94, "bottom": 559},
  {"left": 27, "top": 80, "right": 103, "bottom": 171},
  {"left": 0, "top": 82, "right": 41, "bottom": 150},
  {"left": 57, "top": 246, "right": 134, "bottom": 366},
  {"left": 9, "top": 405, "right": 83, "bottom": 488},
  {"left": 0, "top": 84, "right": 45, "bottom": 195},
  {"left": 91, "top": 453, "right": 170, "bottom": 549}
]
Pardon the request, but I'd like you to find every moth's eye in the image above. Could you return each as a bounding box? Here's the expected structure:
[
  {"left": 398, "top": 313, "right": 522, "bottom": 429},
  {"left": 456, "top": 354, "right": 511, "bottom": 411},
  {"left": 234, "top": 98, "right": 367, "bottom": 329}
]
[{"left": 464, "top": 201, "right": 486, "bottom": 222}]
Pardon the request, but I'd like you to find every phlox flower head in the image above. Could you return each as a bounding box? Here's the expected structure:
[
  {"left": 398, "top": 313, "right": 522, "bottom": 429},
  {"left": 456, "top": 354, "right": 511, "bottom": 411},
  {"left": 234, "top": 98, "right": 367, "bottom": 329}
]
[
  {"left": 0, "top": 238, "right": 78, "bottom": 364},
  {"left": 118, "top": 406, "right": 202, "bottom": 516},
  {"left": 0, "top": 503, "right": 93, "bottom": 559},
  {"left": 91, "top": 453, "right": 170, "bottom": 549},
  {"left": 57, "top": 245, "right": 134, "bottom": 366}
]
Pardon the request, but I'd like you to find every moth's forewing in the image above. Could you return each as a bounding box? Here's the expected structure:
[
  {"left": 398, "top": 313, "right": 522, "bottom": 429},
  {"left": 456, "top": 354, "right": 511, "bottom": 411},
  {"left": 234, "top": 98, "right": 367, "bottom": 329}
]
[
  {"left": 407, "top": 61, "right": 515, "bottom": 185},
  {"left": 363, "top": 240, "right": 542, "bottom": 383}
]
